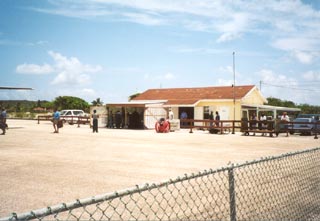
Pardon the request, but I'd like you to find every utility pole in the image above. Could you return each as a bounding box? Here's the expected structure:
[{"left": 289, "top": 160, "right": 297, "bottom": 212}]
[{"left": 232, "top": 52, "right": 235, "bottom": 134}]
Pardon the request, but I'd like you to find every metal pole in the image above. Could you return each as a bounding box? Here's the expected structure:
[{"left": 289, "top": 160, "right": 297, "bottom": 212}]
[
  {"left": 228, "top": 166, "right": 237, "bottom": 221},
  {"left": 232, "top": 52, "right": 235, "bottom": 134}
]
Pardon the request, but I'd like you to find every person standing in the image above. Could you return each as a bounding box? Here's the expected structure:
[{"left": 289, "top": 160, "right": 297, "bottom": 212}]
[
  {"left": 115, "top": 110, "right": 122, "bottom": 128},
  {"left": 168, "top": 108, "right": 174, "bottom": 120},
  {"left": 1, "top": 108, "right": 7, "bottom": 124},
  {"left": 52, "top": 108, "right": 60, "bottom": 133},
  {"left": 180, "top": 111, "right": 188, "bottom": 126},
  {"left": 280, "top": 112, "right": 290, "bottom": 122},
  {"left": 108, "top": 111, "right": 113, "bottom": 128},
  {"left": 215, "top": 111, "right": 220, "bottom": 127},
  {"left": 0, "top": 108, "right": 7, "bottom": 135},
  {"left": 259, "top": 112, "right": 267, "bottom": 136},
  {"left": 280, "top": 112, "right": 290, "bottom": 137},
  {"left": 250, "top": 112, "right": 257, "bottom": 136},
  {"left": 92, "top": 109, "right": 99, "bottom": 133},
  {"left": 209, "top": 111, "right": 214, "bottom": 127}
]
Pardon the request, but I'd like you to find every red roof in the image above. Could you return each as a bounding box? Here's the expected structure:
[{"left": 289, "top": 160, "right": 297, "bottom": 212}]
[{"left": 132, "top": 85, "right": 256, "bottom": 105}]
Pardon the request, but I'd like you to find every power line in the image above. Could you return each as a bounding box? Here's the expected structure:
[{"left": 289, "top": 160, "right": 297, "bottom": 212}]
[{"left": 260, "top": 82, "right": 320, "bottom": 92}]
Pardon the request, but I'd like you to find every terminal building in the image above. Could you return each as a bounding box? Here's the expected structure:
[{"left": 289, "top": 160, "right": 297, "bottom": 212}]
[{"left": 106, "top": 85, "right": 300, "bottom": 129}]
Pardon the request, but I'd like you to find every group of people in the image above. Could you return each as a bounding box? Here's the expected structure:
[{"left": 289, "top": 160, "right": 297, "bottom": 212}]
[
  {"left": 209, "top": 111, "right": 221, "bottom": 127},
  {"left": 248, "top": 111, "right": 290, "bottom": 136},
  {"left": 52, "top": 109, "right": 99, "bottom": 133},
  {"left": 250, "top": 112, "right": 290, "bottom": 122},
  {"left": 176, "top": 110, "right": 221, "bottom": 127}
]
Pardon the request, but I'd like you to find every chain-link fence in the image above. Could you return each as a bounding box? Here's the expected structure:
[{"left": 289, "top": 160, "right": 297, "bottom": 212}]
[{"left": 2, "top": 147, "right": 320, "bottom": 221}]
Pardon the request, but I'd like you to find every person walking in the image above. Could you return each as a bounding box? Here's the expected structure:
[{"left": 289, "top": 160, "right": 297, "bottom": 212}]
[
  {"left": 1, "top": 108, "right": 7, "bottom": 124},
  {"left": 0, "top": 108, "right": 7, "bottom": 135},
  {"left": 92, "top": 109, "right": 99, "bottom": 133},
  {"left": 52, "top": 108, "right": 60, "bottom": 133}
]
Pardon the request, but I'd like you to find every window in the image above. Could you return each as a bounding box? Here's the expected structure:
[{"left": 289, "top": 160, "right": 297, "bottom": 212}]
[{"left": 203, "top": 106, "right": 210, "bottom": 119}]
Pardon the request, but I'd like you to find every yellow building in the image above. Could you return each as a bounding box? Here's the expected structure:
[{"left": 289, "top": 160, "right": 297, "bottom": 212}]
[{"left": 107, "top": 85, "right": 300, "bottom": 129}]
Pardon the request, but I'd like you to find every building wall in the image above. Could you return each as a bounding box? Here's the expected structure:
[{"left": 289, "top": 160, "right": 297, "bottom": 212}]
[
  {"left": 241, "top": 88, "right": 265, "bottom": 105},
  {"left": 144, "top": 106, "right": 167, "bottom": 129},
  {"left": 90, "top": 106, "right": 108, "bottom": 127},
  {"left": 196, "top": 101, "right": 242, "bottom": 121}
]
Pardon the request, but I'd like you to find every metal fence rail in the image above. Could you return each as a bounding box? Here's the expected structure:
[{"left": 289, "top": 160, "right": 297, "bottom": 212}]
[{"left": 2, "top": 147, "right": 320, "bottom": 221}]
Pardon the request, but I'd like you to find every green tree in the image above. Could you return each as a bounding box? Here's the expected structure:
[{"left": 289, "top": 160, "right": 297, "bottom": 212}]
[
  {"left": 297, "top": 103, "right": 320, "bottom": 114},
  {"left": 266, "top": 97, "right": 285, "bottom": 106},
  {"left": 91, "top": 98, "right": 103, "bottom": 106},
  {"left": 267, "top": 97, "right": 320, "bottom": 114},
  {"left": 53, "top": 96, "right": 90, "bottom": 111},
  {"left": 128, "top": 93, "right": 140, "bottom": 101},
  {"left": 42, "top": 101, "right": 54, "bottom": 110},
  {"left": 16, "top": 102, "right": 21, "bottom": 112}
]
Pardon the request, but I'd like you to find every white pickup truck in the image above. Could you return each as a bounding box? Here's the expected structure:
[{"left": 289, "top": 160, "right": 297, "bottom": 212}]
[{"left": 60, "top": 109, "right": 89, "bottom": 125}]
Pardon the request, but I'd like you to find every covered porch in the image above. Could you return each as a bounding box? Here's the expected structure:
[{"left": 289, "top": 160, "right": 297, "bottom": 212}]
[
  {"left": 241, "top": 104, "right": 301, "bottom": 120},
  {"left": 106, "top": 101, "right": 167, "bottom": 129}
]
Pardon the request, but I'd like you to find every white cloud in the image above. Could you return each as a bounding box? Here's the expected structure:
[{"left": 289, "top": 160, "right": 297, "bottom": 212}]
[
  {"left": 16, "top": 51, "right": 102, "bottom": 86},
  {"left": 217, "top": 78, "right": 232, "bottom": 86},
  {"left": 256, "top": 69, "right": 304, "bottom": 101},
  {"left": 121, "top": 12, "right": 166, "bottom": 26},
  {"left": 16, "top": 63, "right": 54, "bottom": 74},
  {"left": 216, "top": 13, "right": 250, "bottom": 43},
  {"left": 291, "top": 51, "right": 314, "bottom": 64},
  {"left": 271, "top": 38, "right": 319, "bottom": 64},
  {"left": 272, "top": 38, "right": 319, "bottom": 51},
  {"left": 144, "top": 72, "right": 175, "bottom": 81},
  {"left": 258, "top": 69, "right": 298, "bottom": 85},
  {"left": 164, "top": 72, "right": 175, "bottom": 80},
  {"left": 48, "top": 51, "right": 102, "bottom": 85},
  {"left": 31, "top": 0, "right": 320, "bottom": 63},
  {"left": 302, "top": 71, "right": 320, "bottom": 81}
]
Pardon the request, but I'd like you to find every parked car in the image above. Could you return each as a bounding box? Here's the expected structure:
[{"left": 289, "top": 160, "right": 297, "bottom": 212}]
[
  {"left": 289, "top": 118, "right": 317, "bottom": 135},
  {"left": 297, "top": 114, "right": 320, "bottom": 119},
  {"left": 60, "top": 109, "right": 89, "bottom": 125}
]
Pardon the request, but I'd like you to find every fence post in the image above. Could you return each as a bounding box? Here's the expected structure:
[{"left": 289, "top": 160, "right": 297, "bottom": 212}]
[
  {"left": 228, "top": 166, "right": 237, "bottom": 221},
  {"left": 232, "top": 120, "right": 235, "bottom": 134},
  {"left": 314, "top": 121, "right": 318, "bottom": 139}
]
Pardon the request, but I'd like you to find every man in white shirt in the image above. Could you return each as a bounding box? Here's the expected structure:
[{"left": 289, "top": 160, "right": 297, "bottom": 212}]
[
  {"left": 280, "top": 112, "right": 290, "bottom": 137},
  {"left": 280, "top": 112, "right": 290, "bottom": 121},
  {"left": 168, "top": 108, "right": 174, "bottom": 120}
]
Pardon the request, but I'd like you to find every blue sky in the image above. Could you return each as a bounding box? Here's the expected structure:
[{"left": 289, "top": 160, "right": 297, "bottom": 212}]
[{"left": 1, "top": 0, "right": 320, "bottom": 105}]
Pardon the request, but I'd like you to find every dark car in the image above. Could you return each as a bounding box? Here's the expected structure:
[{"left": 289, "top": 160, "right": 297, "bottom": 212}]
[{"left": 290, "top": 118, "right": 317, "bottom": 135}]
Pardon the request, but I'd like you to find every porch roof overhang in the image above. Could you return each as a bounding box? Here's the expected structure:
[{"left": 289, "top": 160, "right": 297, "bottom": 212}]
[
  {"left": 242, "top": 104, "right": 301, "bottom": 112},
  {"left": 106, "top": 100, "right": 166, "bottom": 108}
]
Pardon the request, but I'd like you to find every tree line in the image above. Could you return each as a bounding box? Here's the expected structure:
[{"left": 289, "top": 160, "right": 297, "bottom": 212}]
[
  {"left": 0, "top": 96, "right": 319, "bottom": 114},
  {"left": 0, "top": 96, "right": 103, "bottom": 113},
  {"left": 267, "top": 97, "right": 320, "bottom": 114}
]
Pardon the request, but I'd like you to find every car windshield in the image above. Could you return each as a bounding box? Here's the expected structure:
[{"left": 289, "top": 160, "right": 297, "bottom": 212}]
[
  {"left": 60, "top": 110, "right": 67, "bottom": 115},
  {"left": 73, "top": 111, "right": 84, "bottom": 115}
]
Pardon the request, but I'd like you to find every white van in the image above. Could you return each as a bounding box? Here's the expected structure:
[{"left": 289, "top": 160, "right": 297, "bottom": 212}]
[{"left": 60, "top": 110, "right": 89, "bottom": 124}]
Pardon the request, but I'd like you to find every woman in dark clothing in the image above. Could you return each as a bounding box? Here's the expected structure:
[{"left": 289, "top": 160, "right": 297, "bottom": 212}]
[{"left": 92, "top": 110, "right": 99, "bottom": 133}]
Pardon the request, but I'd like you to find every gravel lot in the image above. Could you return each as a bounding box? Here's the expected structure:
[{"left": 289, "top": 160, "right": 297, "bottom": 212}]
[{"left": 0, "top": 119, "right": 319, "bottom": 217}]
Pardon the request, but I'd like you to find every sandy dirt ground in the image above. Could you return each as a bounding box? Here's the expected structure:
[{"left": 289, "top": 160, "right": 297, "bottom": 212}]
[{"left": 0, "top": 119, "right": 319, "bottom": 217}]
